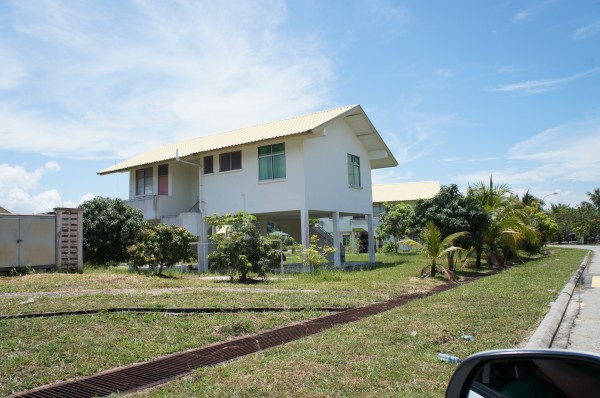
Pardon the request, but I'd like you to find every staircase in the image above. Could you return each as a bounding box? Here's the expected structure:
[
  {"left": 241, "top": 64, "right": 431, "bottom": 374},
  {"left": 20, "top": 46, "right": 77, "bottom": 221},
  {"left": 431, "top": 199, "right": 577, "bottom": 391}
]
[{"left": 309, "top": 224, "right": 345, "bottom": 264}]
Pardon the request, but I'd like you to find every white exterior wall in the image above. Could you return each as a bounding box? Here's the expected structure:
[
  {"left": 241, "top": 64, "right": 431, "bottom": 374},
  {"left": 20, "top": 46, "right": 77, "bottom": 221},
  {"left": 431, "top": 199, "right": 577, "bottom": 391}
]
[
  {"left": 127, "top": 162, "right": 199, "bottom": 219},
  {"left": 202, "top": 136, "right": 307, "bottom": 215},
  {"left": 303, "top": 119, "right": 373, "bottom": 215}
]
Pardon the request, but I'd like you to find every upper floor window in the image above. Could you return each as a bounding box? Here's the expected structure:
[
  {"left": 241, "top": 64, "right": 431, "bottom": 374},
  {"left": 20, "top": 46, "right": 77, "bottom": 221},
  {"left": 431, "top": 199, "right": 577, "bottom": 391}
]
[
  {"left": 373, "top": 204, "right": 385, "bottom": 217},
  {"left": 347, "top": 154, "right": 361, "bottom": 187},
  {"left": 258, "top": 143, "right": 286, "bottom": 181},
  {"left": 203, "top": 156, "right": 214, "bottom": 174},
  {"left": 158, "top": 164, "right": 168, "bottom": 195},
  {"left": 219, "top": 151, "right": 242, "bottom": 172},
  {"left": 136, "top": 167, "right": 153, "bottom": 196}
]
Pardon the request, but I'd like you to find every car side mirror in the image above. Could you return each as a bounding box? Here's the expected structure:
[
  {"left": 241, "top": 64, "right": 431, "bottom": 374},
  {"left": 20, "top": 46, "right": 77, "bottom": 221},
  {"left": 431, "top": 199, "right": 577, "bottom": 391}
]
[{"left": 445, "top": 349, "right": 600, "bottom": 398}]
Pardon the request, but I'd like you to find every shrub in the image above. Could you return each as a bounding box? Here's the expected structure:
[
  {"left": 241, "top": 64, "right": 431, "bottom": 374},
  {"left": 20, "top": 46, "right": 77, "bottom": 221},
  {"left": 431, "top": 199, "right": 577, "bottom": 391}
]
[
  {"left": 296, "top": 235, "right": 336, "bottom": 270},
  {"left": 80, "top": 197, "right": 145, "bottom": 265},
  {"left": 128, "top": 224, "right": 195, "bottom": 275},
  {"left": 205, "top": 212, "right": 280, "bottom": 282},
  {"left": 379, "top": 241, "right": 398, "bottom": 254}
]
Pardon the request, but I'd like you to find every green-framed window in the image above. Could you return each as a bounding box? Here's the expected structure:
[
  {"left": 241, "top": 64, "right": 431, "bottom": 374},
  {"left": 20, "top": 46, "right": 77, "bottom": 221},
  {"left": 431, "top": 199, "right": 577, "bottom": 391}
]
[
  {"left": 347, "top": 154, "right": 361, "bottom": 187},
  {"left": 258, "top": 143, "right": 286, "bottom": 181}
]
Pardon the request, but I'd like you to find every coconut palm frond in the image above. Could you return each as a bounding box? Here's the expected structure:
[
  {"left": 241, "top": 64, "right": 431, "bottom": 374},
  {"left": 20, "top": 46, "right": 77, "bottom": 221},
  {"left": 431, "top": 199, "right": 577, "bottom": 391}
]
[{"left": 438, "top": 265, "right": 458, "bottom": 283}]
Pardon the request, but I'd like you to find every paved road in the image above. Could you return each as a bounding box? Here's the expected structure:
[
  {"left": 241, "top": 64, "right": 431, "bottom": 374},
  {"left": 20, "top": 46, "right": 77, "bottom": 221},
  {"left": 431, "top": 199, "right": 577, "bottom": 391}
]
[{"left": 552, "top": 245, "right": 600, "bottom": 353}]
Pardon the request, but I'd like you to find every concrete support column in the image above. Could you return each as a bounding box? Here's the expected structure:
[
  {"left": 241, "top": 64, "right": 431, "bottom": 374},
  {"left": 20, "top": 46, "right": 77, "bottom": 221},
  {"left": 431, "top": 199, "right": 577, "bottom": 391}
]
[
  {"left": 367, "top": 214, "right": 375, "bottom": 263},
  {"left": 300, "top": 207, "right": 310, "bottom": 271},
  {"left": 197, "top": 168, "right": 208, "bottom": 273},
  {"left": 332, "top": 211, "right": 341, "bottom": 267}
]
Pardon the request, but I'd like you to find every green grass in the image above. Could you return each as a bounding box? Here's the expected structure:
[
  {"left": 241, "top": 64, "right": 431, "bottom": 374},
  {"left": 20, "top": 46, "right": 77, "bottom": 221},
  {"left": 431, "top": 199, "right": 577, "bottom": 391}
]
[
  {"left": 0, "top": 248, "right": 587, "bottom": 397},
  {"left": 130, "top": 247, "right": 587, "bottom": 397},
  {"left": 0, "top": 310, "right": 326, "bottom": 395}
]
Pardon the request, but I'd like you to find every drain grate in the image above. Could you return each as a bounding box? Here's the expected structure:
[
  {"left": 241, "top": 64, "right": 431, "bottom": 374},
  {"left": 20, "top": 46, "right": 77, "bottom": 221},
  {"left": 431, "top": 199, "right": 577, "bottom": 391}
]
[{"left": 9, "top": 283, "right": 456, "bottom": 398}]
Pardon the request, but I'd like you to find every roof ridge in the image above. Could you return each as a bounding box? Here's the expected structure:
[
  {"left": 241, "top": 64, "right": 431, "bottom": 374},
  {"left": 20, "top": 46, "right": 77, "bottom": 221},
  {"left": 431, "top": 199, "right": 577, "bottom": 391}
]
[{"left": 197, "top": 104, "right": 357, "bottom": 139}]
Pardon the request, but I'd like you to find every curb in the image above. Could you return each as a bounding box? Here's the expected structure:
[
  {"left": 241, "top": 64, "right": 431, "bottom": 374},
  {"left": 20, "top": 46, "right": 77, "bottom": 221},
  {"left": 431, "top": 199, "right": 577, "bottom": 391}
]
[{"left": 525, "top": 251, "right": 591, "bottom": 349}]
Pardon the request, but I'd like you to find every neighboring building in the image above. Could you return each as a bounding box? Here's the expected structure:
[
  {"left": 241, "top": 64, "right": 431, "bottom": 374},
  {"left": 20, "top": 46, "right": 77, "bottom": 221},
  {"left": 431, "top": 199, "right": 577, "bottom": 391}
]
[
  {"left": 0, "top": 205, "right": 10, "bottom": 214},
  {"left": 99, "top": 105, "right": 398, "bottom": 270},
  {"left": 321, "top": 181, "right": 440, "bottom": 253}
]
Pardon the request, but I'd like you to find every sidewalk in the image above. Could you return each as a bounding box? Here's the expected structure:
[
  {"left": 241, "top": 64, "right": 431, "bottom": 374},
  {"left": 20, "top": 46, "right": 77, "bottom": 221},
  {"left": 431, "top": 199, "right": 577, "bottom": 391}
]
[{"left": 560, "top": 245, "right": 600, "bottom": 354}]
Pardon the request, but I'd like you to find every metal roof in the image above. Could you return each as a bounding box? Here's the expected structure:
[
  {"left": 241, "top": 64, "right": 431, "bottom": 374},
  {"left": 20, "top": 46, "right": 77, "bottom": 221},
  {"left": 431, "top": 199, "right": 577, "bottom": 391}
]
[
  {"left": 98, "top": 104, "right": 397, "bottom": 175},
  {"left": 372, "top": 181, "right": 440, "bottom": 203}
]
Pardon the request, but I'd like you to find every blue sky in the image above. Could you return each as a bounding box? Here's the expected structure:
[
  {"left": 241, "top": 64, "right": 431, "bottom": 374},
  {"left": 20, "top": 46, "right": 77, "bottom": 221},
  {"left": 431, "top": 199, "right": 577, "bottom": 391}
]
[{"left": 1, "top": 0, "right": 599, "bottom": 213}]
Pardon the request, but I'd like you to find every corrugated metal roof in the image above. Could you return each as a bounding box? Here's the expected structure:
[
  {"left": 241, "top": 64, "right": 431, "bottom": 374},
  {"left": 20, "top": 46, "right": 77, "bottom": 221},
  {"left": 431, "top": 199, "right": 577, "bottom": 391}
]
[
  {"left": 372, "top": 181, "right": 440, "bottom": 203},
  {"left": 99, "top": 104, "right": 385, "bottom": 175}
]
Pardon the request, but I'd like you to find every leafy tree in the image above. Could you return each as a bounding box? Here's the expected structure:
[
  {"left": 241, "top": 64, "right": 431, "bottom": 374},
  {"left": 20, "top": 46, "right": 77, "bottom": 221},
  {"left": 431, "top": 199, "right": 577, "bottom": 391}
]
[
  {"left": 205, "top": 212, "right": 280, "bottom": 282},
  {"left": 411, "top": 184, "right": 489, "bottom": 270},
  {"left": 586, "top": 188, "right": 600, "bottom": 210},
  {"left": 515, "top": 201, "right": 558, "bottom": 253},
  {"left": 550, "top": 204, "right": 577, "bottom": 243},
  {"left": 574, "top": 202, "right": 600, "bottom": 240},
  {"left": 402, "top": 222, "right": 467, "bottom": 281},
  {"left": 80, "top": 196, "right": 145, "bottom": 265},
  {"left": 128, "top": 224, "right": 195, "bottom": 275},
  {"left": 375, "top": 203, "right": 413, "bottom": 250}
]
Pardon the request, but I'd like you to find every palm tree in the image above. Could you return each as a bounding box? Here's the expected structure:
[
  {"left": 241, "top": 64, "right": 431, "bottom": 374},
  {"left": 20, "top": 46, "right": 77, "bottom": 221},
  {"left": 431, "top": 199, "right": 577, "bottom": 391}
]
[
  {"left": 402, "top": 222, "right": 467, "bottom": 282},
  {"left": 468, "top": 176, "right": 539, "bottom": 268},
  {"left": 520, "top": 189, "right": 543, "bottom": 207},
  {"left": 586, "top": 188, "right": 600, "bottom": 210}
]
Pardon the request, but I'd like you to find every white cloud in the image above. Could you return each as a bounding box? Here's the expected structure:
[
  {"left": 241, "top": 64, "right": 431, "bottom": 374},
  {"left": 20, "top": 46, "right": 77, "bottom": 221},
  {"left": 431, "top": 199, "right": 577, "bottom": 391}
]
[
  {"left": 435, "top": 69, "right": 455, "bottom": 78},
  {"left": 511, "top": 2, "right": 552, "bottom": 24},
  {"left": 0, "top": 0, "right": 334, "bottom": 161},
  {"left": 454, "top": 115, "right": 600, "bottom": 205},
  {"left": 573, "top": 21, "right": 600, "bottom": 41},
  {"left": 489, "top": 69, "right": 598, "bottom": 95},
  {"left": 0, "top": 46, "right": 25, "bottom": 90},
  {"left": 0, "top": 162, "right": 66, "bottom": 213},
  {"left": 512, "top": 10, "right": 531, "bottom": 24},
  {"left": 382, "top": 110, "right": 457, "bottom": 167},
  {"left": 0, "top": 161, "right": 95, "bottom": 213}
]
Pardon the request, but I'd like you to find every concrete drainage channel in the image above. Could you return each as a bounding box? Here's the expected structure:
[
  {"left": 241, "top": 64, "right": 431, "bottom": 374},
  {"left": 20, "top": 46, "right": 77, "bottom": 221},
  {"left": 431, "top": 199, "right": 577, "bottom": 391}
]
[{"left": 9, "top": 283, "right": 457, "bottom": 398}]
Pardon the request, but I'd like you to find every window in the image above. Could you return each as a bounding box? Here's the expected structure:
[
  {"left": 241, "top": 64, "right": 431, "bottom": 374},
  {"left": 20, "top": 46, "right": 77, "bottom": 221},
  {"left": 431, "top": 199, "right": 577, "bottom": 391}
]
[
  {"left": 347, "top": 154, "right": 361, "bottom": 187},
  {"left": 258, "top": 143, "right": 286, "bottom": 181},
  {"left": 373, "top": 204, "right": 385, "bottom": 217},
  {"left": 342, "top": 234, "right": 351, "bottom": 247},
  {"left": 203, "top": 156, "right": 214, "bottom": 174},
  {"left": 219, "top": 151, "right": 242, "bottom": 172},
  {"left": 136, "top": 167, "right": 153, "bottom": 196},
  {"left": 158, "top": 164, "right": 168, "bottom": 195}
]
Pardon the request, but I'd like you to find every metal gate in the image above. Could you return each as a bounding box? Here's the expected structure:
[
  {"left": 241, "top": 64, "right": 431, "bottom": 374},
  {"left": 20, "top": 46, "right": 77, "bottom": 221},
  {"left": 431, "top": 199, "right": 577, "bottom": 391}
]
[
  {"left": 0, "top": 208, "right": 83, "bottom": 273},
  {"left": 0, "top": 214, "right": 55, "bottom": 271}
]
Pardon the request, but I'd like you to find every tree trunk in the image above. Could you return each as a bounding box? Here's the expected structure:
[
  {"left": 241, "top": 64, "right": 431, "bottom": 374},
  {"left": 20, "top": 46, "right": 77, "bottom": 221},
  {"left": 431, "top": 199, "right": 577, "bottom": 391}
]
[
  {"left": 447, "top": 252, "right": 455, "bottom": 272},
  {"left": 430, "top": 260, "right": 437, "bottom": 277},
  {"left": 475, "top": 244, "right": 482, "bottom": 268}
]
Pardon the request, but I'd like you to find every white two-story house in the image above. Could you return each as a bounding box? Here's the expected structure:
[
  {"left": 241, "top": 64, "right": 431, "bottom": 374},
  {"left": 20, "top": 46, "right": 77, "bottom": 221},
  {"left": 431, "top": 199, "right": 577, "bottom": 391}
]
[{"left": 98, "top": 105, "right": 398, "bottom": 271}]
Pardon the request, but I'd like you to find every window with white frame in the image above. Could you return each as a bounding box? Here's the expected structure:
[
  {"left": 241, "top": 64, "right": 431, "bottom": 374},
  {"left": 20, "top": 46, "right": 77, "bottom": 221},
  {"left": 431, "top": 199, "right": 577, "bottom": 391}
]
[
  {"left": 135, "top": 167, "right": 153, "bottom": 196},
  {"left": 219, "top": 151, "right": 242, "bottom": 172},
  {"left": 203, "top": 156, "right": 214, "bottom": 174},
  {"left": 258, "top": 143, "right": 286, "bottom": 180},
  {"left": 347, "top": 154, "right": 361, "bottom": 187}
]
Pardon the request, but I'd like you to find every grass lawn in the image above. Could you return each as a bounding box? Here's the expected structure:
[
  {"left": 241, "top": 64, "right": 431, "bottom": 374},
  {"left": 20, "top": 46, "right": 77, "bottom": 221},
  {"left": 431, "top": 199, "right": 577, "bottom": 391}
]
[{"left": 0, "top": 247, "right": 587, "bottom": 397}]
